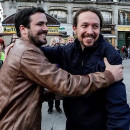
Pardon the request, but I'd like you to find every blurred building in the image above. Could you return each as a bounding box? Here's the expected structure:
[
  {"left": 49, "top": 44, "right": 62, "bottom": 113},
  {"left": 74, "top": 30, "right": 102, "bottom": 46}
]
[
  {"left": 0, "top": 3, "right": 3, "bottom": 33},
  {"left": 1, "top": 0, "right": 130, "bottom": 48}
]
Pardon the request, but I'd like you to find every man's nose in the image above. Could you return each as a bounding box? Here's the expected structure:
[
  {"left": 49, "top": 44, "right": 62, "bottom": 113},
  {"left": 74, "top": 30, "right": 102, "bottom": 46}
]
[
  {"left": 43, "top": 25, "right": 48, "bottom": 31},
  {"left": 87, "top": 26, "right": 93, "bottom": 34}
]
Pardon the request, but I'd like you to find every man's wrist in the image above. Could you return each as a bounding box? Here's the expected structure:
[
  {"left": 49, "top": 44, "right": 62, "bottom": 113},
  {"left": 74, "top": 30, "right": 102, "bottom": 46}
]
[{"left": 103, "top": 70, "right": 115, "bottom": 86}]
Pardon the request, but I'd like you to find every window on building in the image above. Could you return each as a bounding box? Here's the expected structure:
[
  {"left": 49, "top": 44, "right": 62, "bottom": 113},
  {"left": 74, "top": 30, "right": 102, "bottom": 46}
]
[
  {"left": 73, "top": 11, "right": 77, "bottom": 18},
  {"left": 118, "top": 11, "right": 130, "bottom": 25},
  {"left": 49, "top": 10, "right": 67, "bottom": 23},
  {"left": 96, "top": 0, "right": 113, "bottom": 1},
  {"left": 18, "top": 6, "right": 33, "bottom": 11},
  {"left": 101, "top": 11, "right": 112, "bottom": 24},
  {"left": 73, "top": 0, "right": 91, "bottom": 1},
  {"left": 119, "top": 0, "right": 130, "bottom": 2}
]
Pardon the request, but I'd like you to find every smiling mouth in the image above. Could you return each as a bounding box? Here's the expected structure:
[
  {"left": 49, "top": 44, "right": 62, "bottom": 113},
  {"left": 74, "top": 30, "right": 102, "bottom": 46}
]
[
  {"left": 40, "top": 34, "right": 46, "bottom": 39},
  {"left": 82, "top": 32, "right": 96, "bottom": 38},
  {"left": 38, "top": 30, "right": 48, "bottom": 35},
  {"left": 83, "top": 36, "right": 95, "bottom": 44},
  {"left": 85, "top": 37, "right": 93, "bottom": 40},
  {"left": 84, "top": 36, "right": 94, "bottom": 41}
]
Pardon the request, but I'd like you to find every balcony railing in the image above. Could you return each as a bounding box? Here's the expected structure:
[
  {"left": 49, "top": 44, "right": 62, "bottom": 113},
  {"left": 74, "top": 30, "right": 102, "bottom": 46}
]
[
  {"left": 73, "top": 0, "right": 91, "bottom": 1},
  {"left": 119, "top": 0, "right": 130, "bottom": 2},
  {"left": 96, "top": 0, "right": 113, "bottom": 2},
  {"left": 104, "top": 20, "right": 112, "bottom": 24},
  {"left": 118, "top": 20, "right": 130, "bottom": 25},
  {"left": 46, "top": 0, "right": 71, "bottom": 1}
]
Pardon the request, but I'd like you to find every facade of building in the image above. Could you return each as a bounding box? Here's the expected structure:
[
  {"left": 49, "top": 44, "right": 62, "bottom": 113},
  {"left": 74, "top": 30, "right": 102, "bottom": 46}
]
[
  {"left": 0, "top": 2, "right": 3, "bottom": 33},
  {"left": 1, "top": 0, "right": 130, "bottom": 48}
]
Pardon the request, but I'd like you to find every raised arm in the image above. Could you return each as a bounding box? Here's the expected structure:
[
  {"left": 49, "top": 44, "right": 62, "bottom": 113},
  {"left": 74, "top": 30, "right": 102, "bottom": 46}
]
[{"left": 21, "top": 47, "right": 123, "bottom": 97}]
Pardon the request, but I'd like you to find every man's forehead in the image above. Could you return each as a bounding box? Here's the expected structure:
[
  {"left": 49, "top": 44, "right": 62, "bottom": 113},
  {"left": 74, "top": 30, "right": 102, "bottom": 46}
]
[
  {"left": 79, "top": 11, "right": 99, "bottom": 19},
  {"left": 78, "top": 12, "right": 100, "bottom": 24},
  {"left": 30, "top": 12, "right": 47, "bottom": 22}
]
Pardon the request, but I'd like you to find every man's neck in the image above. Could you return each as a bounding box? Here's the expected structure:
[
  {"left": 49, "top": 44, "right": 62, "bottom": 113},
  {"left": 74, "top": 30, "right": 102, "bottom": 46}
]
[
  {"left": 20, "top": 36, "right": 30, "bottom": 43},
  {"left": 80, "top": 42, "right": 85, "bottom": 51}
]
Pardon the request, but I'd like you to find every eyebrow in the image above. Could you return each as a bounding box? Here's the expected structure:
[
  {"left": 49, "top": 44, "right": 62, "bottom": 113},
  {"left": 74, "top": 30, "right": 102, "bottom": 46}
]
[{"left": 37, "top": 21, "right": 48, "bottom": 24}]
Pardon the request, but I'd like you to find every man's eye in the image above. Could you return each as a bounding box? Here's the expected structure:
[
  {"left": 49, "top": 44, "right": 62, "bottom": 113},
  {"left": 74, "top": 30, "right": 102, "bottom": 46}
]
[
  {"left": 37, "top": 23, "right": 42, "bottom": 26},
  {"left": 82, "top": 25, "right": 87, "bottom": 28},
  {"left": 93, "top": 25, "right": 99, "bottom": 29}
]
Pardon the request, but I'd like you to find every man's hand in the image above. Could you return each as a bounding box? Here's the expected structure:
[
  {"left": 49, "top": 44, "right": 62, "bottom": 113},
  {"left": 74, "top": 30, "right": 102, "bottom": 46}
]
[
  {"left": 104, "top": 58, "right": 123, "bottom": 82},
  {"left": 4, "top": 43, "right": 14, "bottom": 61}
]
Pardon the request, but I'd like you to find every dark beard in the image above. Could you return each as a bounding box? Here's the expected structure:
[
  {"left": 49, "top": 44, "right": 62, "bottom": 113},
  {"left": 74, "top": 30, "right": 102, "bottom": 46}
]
[{"left": 28, "top": 30, "right": 47, "bottom": 47}]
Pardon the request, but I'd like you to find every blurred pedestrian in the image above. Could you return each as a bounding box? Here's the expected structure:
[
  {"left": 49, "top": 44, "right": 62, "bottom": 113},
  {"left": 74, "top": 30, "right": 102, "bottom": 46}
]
[
  {"left": 121, "top": 45, "right": 124, "bottom": 53},
  {"left": 10, "top": 34, "right": 18, "bottom": 45},
  {"left": 123, "top": 46, "right": 128, "bottom": 59},
  {"left": 50, "top": 38, "right": 56, "bottom": 47},
  {"left": 128, "top": 45, "right": 130, "bottom": 59},
  {"left": 48, "top": 97, "right": 62, "bottom": 114},
  {"left": 115, "top": 46, "right": 120, "bottom": 54},
  {"left": 48, "top": 37, "right": 63, "bottom": 114},
  {"left": 59, "top": 36, "right": 65, "bottom": 45},
  {"left": 0, "top": 38, "right": 5, "bottom": 67},
  {"left": 67, "top": 36, "right": 74, "bottom": 44},
  {"left": 50, "top": 37, "right": 60, "bottom": 46}
]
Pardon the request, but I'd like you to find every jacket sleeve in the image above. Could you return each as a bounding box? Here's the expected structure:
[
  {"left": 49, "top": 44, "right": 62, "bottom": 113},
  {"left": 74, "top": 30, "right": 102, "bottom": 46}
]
[
  {"left": 40, "top": 46, "right": 63, "bottom": 64},
  {"left": 21, "top": 47, "right": 114, "bottom": 97},
  {"left": 104, "top": 44, "right": 130, "bottom": 130}
]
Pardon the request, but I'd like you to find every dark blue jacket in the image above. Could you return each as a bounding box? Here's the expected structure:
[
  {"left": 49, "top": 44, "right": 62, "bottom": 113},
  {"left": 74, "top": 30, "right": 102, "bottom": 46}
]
[{"left": 41, "top": 34, "right": 130, "bottom": 130}]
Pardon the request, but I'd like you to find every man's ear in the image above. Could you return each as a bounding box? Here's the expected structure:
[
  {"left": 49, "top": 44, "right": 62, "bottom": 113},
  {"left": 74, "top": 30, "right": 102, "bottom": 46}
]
[
  {"left": 73, "top": 25, "right": 77, "bottom": 35},
  {"left": 19, "top": 25, "right": 28, "bottom": 36}
]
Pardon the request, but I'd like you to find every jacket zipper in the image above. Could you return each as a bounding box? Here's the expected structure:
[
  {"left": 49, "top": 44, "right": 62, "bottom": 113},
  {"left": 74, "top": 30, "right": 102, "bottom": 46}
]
[{"left": 82, "top": 60, "right": 84, "bottom": 67}]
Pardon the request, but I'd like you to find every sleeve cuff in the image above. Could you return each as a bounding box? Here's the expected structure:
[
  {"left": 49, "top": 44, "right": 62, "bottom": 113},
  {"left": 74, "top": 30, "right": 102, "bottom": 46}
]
[{"left": 103, "top": 70, "right": 115, "bottom": 86}]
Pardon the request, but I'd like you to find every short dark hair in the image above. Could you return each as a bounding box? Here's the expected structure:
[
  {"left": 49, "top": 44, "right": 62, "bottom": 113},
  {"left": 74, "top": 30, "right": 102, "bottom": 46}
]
[
  {"left": 73, "top": 7, "right": 103, "bottom": 28},
  {"left": 14, "top": 7, "right": 45, "bottom": 37}
]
